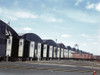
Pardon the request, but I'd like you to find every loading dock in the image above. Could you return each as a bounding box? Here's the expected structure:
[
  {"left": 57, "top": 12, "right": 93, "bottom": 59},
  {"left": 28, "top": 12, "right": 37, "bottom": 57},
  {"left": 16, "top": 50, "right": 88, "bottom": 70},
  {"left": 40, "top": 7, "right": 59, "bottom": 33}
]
[
  {"left": 43, "top": 40, "right": 57, "bottom": 60},
  {"left": 0, "top": 20, "right": 19, "bottom": 61},
  {"left": 19, "top": 33, "right": 43, "bottom": 61}
]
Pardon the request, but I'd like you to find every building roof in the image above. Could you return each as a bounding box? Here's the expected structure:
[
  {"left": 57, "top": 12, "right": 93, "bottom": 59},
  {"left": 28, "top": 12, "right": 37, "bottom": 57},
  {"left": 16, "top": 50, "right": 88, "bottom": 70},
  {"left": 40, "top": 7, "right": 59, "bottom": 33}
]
[
  {"left": 0, "top": 20, "right": 18, "bottom": 38},
  {"left": 21, "top": 33, "right": 43, "bottom": 43},
  {"left": 43, "top": 39, "right": 57, "bottom": 46},
  {"left": 57, "top": 43, "right": 66, "bottom": 48}
]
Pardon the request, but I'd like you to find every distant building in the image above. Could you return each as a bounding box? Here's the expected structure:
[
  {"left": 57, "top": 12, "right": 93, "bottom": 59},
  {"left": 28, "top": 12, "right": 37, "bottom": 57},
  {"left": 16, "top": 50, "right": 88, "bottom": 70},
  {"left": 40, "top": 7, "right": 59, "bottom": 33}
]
[
  {"left": 93, "top": 55, "right": 100, "bottom": 60},
  {"left": 72, "top": 53, "right": 93, "bottom": 59}
]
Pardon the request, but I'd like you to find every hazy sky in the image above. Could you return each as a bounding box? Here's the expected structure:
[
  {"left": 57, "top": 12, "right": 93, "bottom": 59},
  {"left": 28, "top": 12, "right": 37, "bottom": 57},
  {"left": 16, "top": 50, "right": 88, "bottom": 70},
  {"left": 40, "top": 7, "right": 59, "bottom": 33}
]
[{"left": 0, "top": 0, "right": 100, "bottom": 55}]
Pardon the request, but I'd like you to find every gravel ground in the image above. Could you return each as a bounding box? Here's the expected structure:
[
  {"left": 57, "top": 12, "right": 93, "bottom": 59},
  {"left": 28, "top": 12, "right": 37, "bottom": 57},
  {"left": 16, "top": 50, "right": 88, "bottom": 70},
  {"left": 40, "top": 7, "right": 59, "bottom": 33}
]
[
  {"left": 0, "top": 60, "right": 100, "bottom": 75},
  {"left": 25, "top": 60, "right": 100, "bottom": 67}
]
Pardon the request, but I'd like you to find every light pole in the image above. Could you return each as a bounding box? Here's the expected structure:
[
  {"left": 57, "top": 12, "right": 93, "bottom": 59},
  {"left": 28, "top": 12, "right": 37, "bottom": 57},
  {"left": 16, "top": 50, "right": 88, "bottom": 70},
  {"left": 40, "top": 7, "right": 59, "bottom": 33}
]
[{"left": 74, "top": 44, "right": 79, "bottom": 50}]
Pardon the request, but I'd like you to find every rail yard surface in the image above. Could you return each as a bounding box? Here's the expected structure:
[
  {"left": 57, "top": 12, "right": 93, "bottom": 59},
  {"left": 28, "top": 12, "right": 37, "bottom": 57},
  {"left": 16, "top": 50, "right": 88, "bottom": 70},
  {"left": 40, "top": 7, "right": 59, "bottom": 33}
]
[{"left": 0, "top": 60, "right": 100, "bottom": 75}]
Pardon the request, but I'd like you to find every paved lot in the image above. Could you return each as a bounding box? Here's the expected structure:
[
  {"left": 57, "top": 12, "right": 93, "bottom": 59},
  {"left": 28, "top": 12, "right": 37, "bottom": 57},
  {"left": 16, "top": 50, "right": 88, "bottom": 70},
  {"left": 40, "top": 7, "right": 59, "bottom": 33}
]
[{"left": 0, "top": 62, "right": 99, "bottom": 75}]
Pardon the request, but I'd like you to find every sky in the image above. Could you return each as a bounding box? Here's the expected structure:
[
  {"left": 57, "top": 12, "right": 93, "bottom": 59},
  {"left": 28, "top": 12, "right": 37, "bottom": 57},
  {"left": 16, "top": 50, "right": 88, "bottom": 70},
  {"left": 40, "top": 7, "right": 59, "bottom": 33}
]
[{"left": 0, "top": 0, "right": 100, "bottom": 55}]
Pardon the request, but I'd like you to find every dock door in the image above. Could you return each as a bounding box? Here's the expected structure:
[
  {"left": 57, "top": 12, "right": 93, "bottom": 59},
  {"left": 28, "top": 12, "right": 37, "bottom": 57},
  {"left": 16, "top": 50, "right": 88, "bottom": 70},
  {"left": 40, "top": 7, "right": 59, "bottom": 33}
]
[
  {"left": 23, "top": 40, "right": 30, "bottom": 61},
  {"left": 11, "top": 38, "right": 19, "bottom": 61}
]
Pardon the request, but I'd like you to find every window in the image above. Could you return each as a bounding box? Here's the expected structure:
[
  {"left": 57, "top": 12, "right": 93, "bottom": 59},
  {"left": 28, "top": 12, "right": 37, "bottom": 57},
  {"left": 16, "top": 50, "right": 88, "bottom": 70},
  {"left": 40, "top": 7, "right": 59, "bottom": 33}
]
[
  {"left": 19, "top": 42, "right": 22, "bottom": 45},
  {"left": 8, "top": 39, "right": 11, "bottom": 44},
  {"left": 31, "top": 44, "right": 33, "bottom": 47},
  {"left": 76, "top": 54, "right": 79, "bottom": 56}
]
